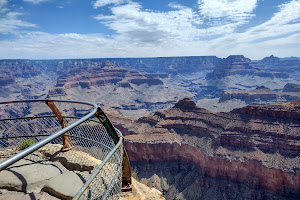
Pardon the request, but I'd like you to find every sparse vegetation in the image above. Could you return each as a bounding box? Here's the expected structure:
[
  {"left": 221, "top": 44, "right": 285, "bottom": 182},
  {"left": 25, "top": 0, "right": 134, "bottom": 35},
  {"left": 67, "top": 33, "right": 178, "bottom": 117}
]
[
  {"left": 131, "top": 167, "right": 139, "bottom": 180},
  {"left": 17, "top": 139, "right": 37, "bottom": 150}
]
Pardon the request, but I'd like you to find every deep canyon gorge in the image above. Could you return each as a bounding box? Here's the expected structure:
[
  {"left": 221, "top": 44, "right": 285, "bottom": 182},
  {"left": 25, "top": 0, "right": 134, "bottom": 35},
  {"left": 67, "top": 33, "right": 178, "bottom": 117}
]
[{"left": 0, "top": 55, "right": 300, "bottom": 199}]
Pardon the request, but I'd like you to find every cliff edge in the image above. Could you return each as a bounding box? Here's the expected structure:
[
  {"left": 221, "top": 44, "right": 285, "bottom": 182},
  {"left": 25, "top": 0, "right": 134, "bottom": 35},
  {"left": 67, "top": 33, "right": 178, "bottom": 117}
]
[
  {"left": 111, "top": 98, "right": 300, "bottom": 200},
  {"left": 0, "top": 144, "right": 164, "bottom": 200}
]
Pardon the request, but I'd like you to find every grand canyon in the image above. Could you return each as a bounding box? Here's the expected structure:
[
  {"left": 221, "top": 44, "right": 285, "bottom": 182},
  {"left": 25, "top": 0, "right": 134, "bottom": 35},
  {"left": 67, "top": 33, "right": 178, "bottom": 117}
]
[{"left": 0, "top": 55, "right": 300, "bottom": 199}]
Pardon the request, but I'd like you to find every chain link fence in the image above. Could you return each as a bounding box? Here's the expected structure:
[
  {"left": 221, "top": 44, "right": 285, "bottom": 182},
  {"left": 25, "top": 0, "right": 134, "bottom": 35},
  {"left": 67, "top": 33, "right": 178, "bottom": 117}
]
[{"left": 0, "top": 100, "right": 123, "bottom": 199}]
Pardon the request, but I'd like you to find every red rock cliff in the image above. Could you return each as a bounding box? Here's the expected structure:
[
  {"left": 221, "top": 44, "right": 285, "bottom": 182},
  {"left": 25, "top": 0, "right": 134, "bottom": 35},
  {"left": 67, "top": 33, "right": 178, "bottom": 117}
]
[{"left": 113, "top": 98, "right": 300, "bottom": 199}]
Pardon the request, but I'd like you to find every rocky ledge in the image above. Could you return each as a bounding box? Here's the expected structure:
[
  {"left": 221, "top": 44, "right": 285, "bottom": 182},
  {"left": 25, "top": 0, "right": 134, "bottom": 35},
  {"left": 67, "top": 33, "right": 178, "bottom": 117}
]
[
  {"left": 219, "top": 85, "right": 300, "bottom": 104},
  {"left": 0, "top": 144, "right": 164, "bottom": 200},
  {"left": 112, "top": 98, "right": 300, "bottom": 199}
]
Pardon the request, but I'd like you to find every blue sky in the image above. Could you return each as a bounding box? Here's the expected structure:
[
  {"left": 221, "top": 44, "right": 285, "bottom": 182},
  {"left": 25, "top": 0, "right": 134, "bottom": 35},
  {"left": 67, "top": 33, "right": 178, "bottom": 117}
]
[{"left": 0, "top": 0, "right": 299, "bottom": 59}]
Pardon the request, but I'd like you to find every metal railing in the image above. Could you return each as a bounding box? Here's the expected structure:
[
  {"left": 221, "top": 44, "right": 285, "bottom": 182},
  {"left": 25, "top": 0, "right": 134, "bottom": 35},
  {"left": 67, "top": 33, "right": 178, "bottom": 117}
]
[{"left": 0, "top": 99, "right": 130, "bottom": 199}]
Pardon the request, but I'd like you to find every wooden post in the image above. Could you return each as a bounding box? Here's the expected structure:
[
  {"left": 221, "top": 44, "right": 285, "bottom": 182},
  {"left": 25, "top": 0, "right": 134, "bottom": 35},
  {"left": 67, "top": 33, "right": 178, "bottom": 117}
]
[{"left": 45, "top": 101, "right": 73, "bottom": 151}]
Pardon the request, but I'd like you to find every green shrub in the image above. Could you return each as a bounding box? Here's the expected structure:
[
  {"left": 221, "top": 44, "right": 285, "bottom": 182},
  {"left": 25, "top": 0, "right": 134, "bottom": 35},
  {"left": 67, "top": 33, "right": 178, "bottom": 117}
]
[
  {"left": 17, "top": 139, "right": 37, "bottom": 150},
  {"left": 131, "top": 167, "right": 139, "bottom": 180}
]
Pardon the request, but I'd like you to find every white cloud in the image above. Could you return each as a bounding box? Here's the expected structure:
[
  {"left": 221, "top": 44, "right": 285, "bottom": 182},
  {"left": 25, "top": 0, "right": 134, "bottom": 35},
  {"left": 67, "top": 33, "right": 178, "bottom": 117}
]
[
  {"left": 198, "top": 0, "right": 258, "bottom": 27},
  {"left": 93, "top": 0, "right": 125, "bottom": 8},
  {"left": 234, "top": 0, "right": 300, "bottom": 43},
  {"left": 0, "top": 8, "right": 36, "bottom": 34},
  {"left": 252, "top": 0, "right": 300, "bottom": 29},
  {"left": 201, "top": 0, "right": 300, "bottom": 59},
  {"left": 198, "top": 0, "right": 258, "bottom": 19},
  {"left": 23, "top": 0, "right": 50, "bottom": 4},
  {"left": 0, "top": 0, "right": 8, "bottom": 14},
  {"left": 1, "top": 0, "right": 36, "bottom": 34},
  {"left": 94, "top": 2, "right": 204, "bottom": 44},
  {"left": 0, "top": 0, "right": 7, "bottom": 8},
  {"left": 0, "top": 0, "right": 300, "bottom": 60}
]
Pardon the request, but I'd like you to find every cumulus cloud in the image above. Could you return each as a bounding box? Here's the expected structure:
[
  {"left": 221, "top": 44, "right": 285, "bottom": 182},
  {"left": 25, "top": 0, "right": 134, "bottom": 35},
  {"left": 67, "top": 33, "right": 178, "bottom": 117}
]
[
  {"left": 93, "top": 0, "right": 125, "bottom": 8},
  {"left": 94, "top": 2, "right": 203, "bottom": 44}
]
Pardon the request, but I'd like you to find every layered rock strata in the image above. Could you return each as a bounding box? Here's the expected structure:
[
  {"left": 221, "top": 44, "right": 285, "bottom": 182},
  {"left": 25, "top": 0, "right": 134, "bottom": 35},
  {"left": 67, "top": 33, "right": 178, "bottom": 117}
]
[
  {"left": 112, "top": 98, "right": 300, "bottom": 199},
  {"left": 206, "top": 55, "right": 289, "bottom": 81},
  {"left": 219, "top": 85, "right": 300, "bottom": 104},
  {"left": 204, "top": 55, "right": 295, "bottom": 96},
  {"left": 0, "top": 60, "right": 42, "bottom": 87},
  {"left": 54, "top": 60, "right": 164, "bottom": 89}
]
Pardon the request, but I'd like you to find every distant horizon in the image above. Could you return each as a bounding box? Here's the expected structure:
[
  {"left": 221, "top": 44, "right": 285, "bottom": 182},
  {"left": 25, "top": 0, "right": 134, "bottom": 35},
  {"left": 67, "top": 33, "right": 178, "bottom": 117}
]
[
  {"left": 1, "top": 0, "right": 300, "bottom": 60},
  {"left": 0, "top": 54, "right": 299, "bottom": 61}
]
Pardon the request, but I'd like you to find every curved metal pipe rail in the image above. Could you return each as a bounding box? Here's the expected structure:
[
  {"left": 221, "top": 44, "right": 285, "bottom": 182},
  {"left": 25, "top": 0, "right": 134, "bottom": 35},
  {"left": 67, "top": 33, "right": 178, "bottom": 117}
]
[
  {"left": 0, "top": 100, "right": 98, "bottom": 170},
  {"left": 0, "top": 99, "right": 131, "bottom": 199}
]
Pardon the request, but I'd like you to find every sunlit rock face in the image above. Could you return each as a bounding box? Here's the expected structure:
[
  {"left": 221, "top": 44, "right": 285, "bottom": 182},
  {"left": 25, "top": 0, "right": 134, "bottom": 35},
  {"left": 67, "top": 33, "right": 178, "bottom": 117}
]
[
  {"left": 111, "top": 98, "right": 300, "bottom": 200},
  {"left": 219, "top": 85, "right": 300, "bottom": 104}
]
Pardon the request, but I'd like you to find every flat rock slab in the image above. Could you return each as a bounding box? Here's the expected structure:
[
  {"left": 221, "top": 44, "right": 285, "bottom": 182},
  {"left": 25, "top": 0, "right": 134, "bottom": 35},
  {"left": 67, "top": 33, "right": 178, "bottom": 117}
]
[
  {"left": 0, "top": 189, "right": 59, "bottom": 200},
  {"left": 0, "top": 158, "right": 63, "bottom": 193},
  {"left": 0, "top": 145, "right": 107, "bottom": 199},
  {"left": 42, "top": 171, "right": 86, "bottom": 200}
]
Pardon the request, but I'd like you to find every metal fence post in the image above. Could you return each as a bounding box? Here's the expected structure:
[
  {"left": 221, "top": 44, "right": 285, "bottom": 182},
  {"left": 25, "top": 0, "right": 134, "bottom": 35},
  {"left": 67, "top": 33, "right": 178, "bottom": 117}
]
[{"left": 95, "top": 107, "right": 132, "bottom": 191}]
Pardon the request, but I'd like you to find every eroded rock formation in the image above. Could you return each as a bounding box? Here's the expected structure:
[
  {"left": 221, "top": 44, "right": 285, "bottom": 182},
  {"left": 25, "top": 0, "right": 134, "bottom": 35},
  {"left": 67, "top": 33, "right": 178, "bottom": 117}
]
[
  {"left": 219, "top": 85, "right": 300, "bottom": 104},
  {"left": 111, "top": 98, "right": 300, "bottom": 199},
  {"left": 54, "top": 60, "right": 164, "bottom": 89},
  {"left": 283, "top": 83, "right": 300, "bottom": 93}
]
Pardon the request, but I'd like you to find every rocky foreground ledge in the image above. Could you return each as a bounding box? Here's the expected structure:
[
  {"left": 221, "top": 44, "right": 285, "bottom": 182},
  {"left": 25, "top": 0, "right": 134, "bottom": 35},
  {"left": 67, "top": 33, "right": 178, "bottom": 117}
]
[
  {"left": 109, "top": 98, "right": 300, "bottom": 200},
  {"left": 0, "top": 144, "right": 164, "bottom": 200}
]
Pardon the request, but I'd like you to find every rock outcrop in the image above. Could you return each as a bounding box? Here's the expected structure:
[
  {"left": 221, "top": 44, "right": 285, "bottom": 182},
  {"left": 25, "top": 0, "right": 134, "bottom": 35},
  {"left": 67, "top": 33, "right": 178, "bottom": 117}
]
[
  {"left": 112, "top": 98, "right": 300, "bottom": 199},
  {"left": 205, "top": 55, "right": 289, "bottom": 80},
  {"left": 219, "top": 85, "right": 300, "bottom": 104},
  {"left": 204, "top": 55, "right": 293, "bottom": 96},
  {"left": 283, "top": 83, "right": 300, "bottom": 92},
  {"left": 0, "top": 144, "right": 164, "bottom": 200},
  {"left": 259, "top": 55, "right": 300, "bottom": 81}
]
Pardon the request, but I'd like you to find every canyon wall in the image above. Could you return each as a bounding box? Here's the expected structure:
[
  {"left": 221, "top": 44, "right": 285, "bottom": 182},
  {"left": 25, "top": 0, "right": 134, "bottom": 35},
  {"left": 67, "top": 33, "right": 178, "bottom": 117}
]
[{"left": 111, "top": 98, "right": 300, "bottom": 199}]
